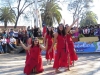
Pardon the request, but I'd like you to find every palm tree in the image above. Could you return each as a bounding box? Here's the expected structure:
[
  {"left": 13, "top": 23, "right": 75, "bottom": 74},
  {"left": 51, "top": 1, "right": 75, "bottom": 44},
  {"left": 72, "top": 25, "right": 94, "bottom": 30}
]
[
  {"left": 0, "top": 7, "right": 15, "bottom": 28},
  {"left": 41, "top": 0, "right": 62, "bottom": 26}
]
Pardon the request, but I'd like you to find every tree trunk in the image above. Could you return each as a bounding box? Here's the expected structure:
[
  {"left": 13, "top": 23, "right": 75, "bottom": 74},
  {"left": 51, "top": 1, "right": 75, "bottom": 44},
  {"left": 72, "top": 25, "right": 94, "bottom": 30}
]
[
  {"left": 4, "top": 21, "right": 7, "bottom": 28},
  {"left": 73, "top": 15, "right": 75, "bottom": 23},
  {"left": 14, "top": 16, "right": 19, "bottom": 28},
  {"left": 44, "top": 16, "right": 47, "bottom": 25}
]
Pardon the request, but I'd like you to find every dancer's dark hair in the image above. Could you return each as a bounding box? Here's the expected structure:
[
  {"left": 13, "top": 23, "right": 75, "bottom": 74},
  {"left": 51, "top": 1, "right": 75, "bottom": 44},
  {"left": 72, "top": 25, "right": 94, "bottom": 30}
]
[
  {"left": 31, "top": 37, "right": 39, "bottom": 48},
  {"left": 57, "top": 24, "right": 66, "bottom": 36},
  {"left": 47, "top": 27, "right": 54, "bottom": 37}
]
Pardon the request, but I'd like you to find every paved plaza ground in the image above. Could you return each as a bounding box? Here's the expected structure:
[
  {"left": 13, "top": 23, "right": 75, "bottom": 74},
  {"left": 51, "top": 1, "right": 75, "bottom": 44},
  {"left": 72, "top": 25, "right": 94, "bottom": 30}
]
[{"left": 0, "top": 53, "right": 100, "bottom": 75}]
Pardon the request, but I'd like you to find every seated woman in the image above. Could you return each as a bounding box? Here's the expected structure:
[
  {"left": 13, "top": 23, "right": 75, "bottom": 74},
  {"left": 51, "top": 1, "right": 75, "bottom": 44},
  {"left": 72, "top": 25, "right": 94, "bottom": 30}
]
[
  {"left": 9, "top": 36, "right": 17, "bottom": 48},
  {"left": 7, "top": 36, "right": 17, "bottom": 53},
  {"left": 0, "top": 36, "right": 4, "bottom": 53},
  {"left": 1, "top": 36, "right": 7, "bottom": 53},
  {"left": 20, "top": 37, "right": 48, "bottom": 75}
]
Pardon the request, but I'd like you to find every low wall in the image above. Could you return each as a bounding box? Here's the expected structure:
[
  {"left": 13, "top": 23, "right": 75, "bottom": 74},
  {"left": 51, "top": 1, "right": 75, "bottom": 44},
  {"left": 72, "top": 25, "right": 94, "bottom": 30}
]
[
  {"left": 39, "top": 37, "right": 99, "bottom": 43},
  {"left": 79, "top": 37, "right": 98, "bottom": 42}
]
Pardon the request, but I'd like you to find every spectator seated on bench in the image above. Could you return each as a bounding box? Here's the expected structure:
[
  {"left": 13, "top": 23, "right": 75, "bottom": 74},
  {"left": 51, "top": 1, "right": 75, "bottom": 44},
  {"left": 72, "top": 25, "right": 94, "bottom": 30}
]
[
  {"left": 9, "top": 36, "right": 17, "bottom": 49},
  {"left": 7, "top": 36, "right": 17, "bottom": 53},
  {"left": 0, "top": 36, "right": 4, "bottom": 53},
  {"left": 1, "top": 36, "right": 7, "bottom": 53}
]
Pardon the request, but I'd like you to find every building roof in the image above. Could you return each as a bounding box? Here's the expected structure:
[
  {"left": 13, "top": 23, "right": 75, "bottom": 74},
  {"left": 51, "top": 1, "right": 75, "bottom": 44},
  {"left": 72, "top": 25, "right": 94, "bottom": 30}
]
[{"left": 0, "top": 26, "right": 26, "bottom": 29}]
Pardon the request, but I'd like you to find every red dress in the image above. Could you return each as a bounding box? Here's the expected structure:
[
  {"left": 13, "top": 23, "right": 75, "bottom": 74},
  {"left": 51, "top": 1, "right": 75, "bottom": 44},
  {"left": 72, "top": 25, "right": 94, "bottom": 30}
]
[
  {"left": 45, "top": 34, "right": 54, "bottom": 60},
  {"left": 43, "top": 26, "right": 46, "bottom": 37},
  {"left": 66, "top": 34, "right": 78, "bottom": 61},
  {"left": 24, "top": 46, "right": 44, "bottom": 75},
  {"left": 53, "top": 34, "right": 71, "bottom": 69},
  {"left": 25, "top": 50, "right": 30, "bottom": 64},
  {"left": 25, "top": 38, "right": 32, "bottom": 63}
]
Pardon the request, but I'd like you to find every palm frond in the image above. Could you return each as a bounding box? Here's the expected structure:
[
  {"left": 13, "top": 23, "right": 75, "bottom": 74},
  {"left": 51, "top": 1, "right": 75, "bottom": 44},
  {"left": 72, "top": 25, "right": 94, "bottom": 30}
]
[
  {"left": 41, "top": 0, "right": 62, "bottom": 26},
  {"left": 0, "top": 7, "right": 15, "bottom": 28}
]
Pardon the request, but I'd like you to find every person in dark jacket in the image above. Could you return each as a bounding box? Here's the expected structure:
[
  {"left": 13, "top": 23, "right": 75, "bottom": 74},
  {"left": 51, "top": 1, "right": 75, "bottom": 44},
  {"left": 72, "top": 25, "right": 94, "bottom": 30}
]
[
  {"left": 97, "top": 26, "right": 100, "bottom": 41},
  {"left": 33, "top": 26, "right": 38, "bottom": 37}
]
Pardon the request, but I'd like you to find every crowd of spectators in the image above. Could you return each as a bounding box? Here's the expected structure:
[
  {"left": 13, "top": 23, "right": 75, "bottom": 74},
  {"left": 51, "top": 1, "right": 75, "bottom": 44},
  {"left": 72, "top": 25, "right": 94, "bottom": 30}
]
[
  {"left": 0, "top": 26, "right": 43, "bottom": 54},
  {"left": 79, "top": 25, "right": 100, "bottom": 37},
  {"left": 0, "top": 24, "right": 100, "bottom": 54}
]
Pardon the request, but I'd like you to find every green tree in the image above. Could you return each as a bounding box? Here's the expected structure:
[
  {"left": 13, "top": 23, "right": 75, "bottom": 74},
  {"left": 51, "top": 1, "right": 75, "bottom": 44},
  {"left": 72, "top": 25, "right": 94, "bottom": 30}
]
[
  {"left": 2, "top": 0, "right": 42, "bottom": 28},
  {"left": 80, "top": 11, "right": 98, "bottom": 26},
  {"left": 41, "top": 0, "right": 62, "bottom": 26},
  {"left": 67, "top": 0, "right": 93, "bottom": 22},
  {"left": 0, "top": 7, "right": 15, "bottom": 28}
]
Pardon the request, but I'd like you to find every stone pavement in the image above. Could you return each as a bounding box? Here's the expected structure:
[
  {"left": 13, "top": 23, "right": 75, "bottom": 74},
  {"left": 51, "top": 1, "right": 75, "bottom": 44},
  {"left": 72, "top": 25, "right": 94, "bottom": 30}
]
[{"left": 0, "top": 53, "right": 100, "bottom": 75}]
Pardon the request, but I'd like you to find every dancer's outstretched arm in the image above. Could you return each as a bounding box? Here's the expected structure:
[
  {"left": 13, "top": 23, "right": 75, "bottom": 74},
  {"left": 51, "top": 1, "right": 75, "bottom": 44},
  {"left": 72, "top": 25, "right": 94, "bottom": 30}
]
[
  {"left": 40, "top": 39, "right": 48, "bottom": 50},
  {"left": 43, "top": 33, "right": 46, "bottom": 46},
  {"left": 20, "top": 40, "right": 31, "bottom": 50},
  {"left": 66, "top": 18, "right": 79, "bottom": 34},
  {"left": 71, "top": 21, "right": 79, "bottom": 34}
]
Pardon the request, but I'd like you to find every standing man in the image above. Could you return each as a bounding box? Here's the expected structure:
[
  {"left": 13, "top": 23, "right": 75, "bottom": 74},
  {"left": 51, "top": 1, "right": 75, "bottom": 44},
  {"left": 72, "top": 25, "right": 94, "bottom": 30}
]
[{"left": 33, "top": 26, "right": 38, "bottom": 37}]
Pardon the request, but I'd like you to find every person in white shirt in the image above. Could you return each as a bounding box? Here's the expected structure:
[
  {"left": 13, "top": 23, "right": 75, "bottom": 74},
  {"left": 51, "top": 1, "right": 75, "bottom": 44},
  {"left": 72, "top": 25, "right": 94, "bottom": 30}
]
[
  {"left": 1, "top": 36, "right": 7, "bottom": 53},
  {"left": 9, "top": 36, "right": 17, "bottom": 48},
  {"left": 0, "top": 36, "right": 4, "bottom": 53}
]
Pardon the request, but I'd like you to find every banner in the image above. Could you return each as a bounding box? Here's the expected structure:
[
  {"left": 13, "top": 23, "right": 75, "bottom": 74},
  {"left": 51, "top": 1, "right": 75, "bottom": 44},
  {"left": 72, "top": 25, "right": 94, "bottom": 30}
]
[
  {"left": 74, "top": 42, "right": 100, "bottom": 53},
  {"left": 41, "top": 42, "right": 100, "bottom": 54},
  {"left": 94, "top": 42, "right": 100, "bottom": 52}
]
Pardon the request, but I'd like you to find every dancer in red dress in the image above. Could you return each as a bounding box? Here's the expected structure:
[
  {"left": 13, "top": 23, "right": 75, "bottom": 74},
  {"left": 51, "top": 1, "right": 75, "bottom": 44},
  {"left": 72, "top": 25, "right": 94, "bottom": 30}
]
[
  {"left": 44, "top": 26, "right": 54, "bottom": 65},
  {"left": 49, "top": 24, "right": 72, "bottom": 73},
  {"left": 20, "top": 37, "right": 48, "bottom": 75},
  {"left": 65, "top": 20, "right": 79, "bottom": 66},
  {"left": 25, "top": 35, "right": 32, "bottom": 64},
  {"left": 43, "top": 25, "right": 47, "bottom": 37}
]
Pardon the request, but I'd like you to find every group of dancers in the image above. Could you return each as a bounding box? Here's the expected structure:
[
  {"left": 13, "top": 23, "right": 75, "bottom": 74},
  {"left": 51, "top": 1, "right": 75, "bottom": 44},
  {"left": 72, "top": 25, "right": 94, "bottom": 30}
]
[{"left": 20, "top": 18, "right": 79, "bottom": 75}]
